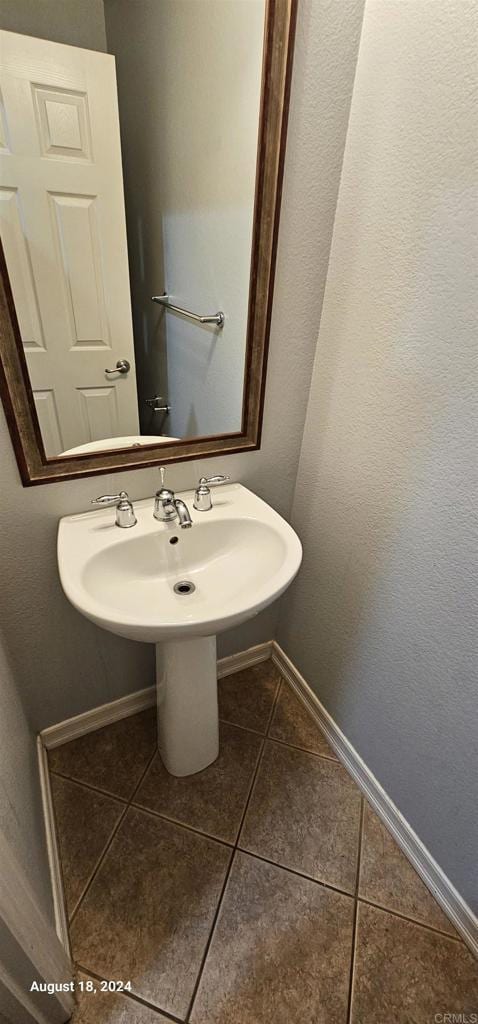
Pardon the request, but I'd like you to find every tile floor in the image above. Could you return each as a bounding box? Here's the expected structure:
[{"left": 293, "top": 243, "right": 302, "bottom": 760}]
[{"left": 48, "top": 660, "right": 478, "bottom": 1023}]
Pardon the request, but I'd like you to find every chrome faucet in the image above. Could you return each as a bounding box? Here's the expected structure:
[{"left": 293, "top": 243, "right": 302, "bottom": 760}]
[
  {"left": 91, "top": 491, "right": 137, "bottom": 528},
  {"left": 154, "top": 468, "right": 193, "bottom": 528}
]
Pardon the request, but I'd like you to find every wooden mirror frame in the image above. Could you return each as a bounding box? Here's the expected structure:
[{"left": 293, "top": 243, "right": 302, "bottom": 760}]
[{"left": 0, "top": 0, "right": 297, "bottom": 486}]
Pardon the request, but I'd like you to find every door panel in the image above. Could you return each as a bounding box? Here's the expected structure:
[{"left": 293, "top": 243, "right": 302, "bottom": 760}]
[
  {"left": 33, "top": 389, "right": 63, "bottom": 454},
  {"left": 77, "top": 385, "right": 119, "bottom": 444},
  {"left": 0, "top": 185, "right": 44, "bottom": 347},
  {"left": 50, "top": 192, "right": 109, "bottom": 346},
  {"left": 33, "top": 85, "right": 91, "bottom": 160}
]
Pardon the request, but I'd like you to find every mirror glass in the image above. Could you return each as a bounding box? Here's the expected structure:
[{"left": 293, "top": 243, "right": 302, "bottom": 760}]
[{"left": 0, "top": 0, "right": 266, "bottom": 457}]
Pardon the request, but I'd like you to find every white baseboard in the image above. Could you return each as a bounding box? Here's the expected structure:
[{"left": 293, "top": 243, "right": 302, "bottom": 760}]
[
  {"left": 36, "top": 737, "right": 71, "bottom": 955},
  {"left": 271, "top": 641, "right": 478, "bottom": 958},
  {"left": 217, "top": 640, "right": 273, "bottom": 679},
  {"left": 39, "top": 637, "right": 477, "bottom": 958},
  {"left": 40, "top": 641, "right": 273, "bottom": 750},
  {"left": 40, "top": 685, "right": 157, "bottom": 750}
]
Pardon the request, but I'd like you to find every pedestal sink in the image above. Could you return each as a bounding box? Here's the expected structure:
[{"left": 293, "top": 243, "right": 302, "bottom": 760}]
[{"left": 58, "top": 483, "right": 302, "bottom": 776}]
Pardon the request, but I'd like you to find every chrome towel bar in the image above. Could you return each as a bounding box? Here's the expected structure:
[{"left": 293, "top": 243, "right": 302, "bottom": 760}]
[
  {"left": 151, "top": 294, "right": 224, "bottom": 328},
  {"left": 145, "top": 395, "right": 171, "bottom": 414}
]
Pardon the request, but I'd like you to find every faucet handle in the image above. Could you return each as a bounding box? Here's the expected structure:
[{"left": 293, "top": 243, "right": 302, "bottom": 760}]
[
  {"left": 91, "top": 492, "right": 128, "bottom": 504},
  {"left": 155, "top": 465, "right": 175, "bottom": 501},
  {"left": 154, "top": 468, "right": 176, "bottom": 522},
  {"left": 200, "top": 475, "right": 230, "bottom": 486},
  {"left": 193, "top": 474, "right": 230, "bottom": 511},
  {"left": 91, "top": 492, "right": 137, "bottom": 528}
]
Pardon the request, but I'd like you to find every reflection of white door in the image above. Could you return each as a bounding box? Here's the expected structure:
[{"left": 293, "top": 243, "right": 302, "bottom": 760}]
[{"left": 0, "top": 30, "right": 139, "bottom": 456}]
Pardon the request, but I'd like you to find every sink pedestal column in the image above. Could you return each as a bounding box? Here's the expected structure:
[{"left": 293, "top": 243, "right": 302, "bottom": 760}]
[{"left": 155, "top": 636, "right": 219, "bottom": 777}]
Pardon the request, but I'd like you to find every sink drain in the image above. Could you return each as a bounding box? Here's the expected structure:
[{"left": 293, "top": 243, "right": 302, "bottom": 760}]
[{"left": 173, "top": 580, "right": 196, "bottom": 596}]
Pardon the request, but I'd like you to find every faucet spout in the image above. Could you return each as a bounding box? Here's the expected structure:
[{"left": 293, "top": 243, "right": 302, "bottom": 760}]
[
  {"left": 153, "top": 474, "right": 193, "bottom": 527},
  {"left": 173, "top": 498, "right": 193, "bottom": 528}
]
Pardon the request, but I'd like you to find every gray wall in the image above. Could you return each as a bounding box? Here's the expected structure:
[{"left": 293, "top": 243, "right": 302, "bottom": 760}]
[
  {"left": 0, "top": 0, "right": 106, "bottom": 50},
  {"left": 0, "top": 0, "right": 365, "bottom": 733},
  {"left": 0, "top": 632, "right": 53, "bottom": 924},
  {"left": 278, "top": 0, "right": 478, "bottom": 911}
]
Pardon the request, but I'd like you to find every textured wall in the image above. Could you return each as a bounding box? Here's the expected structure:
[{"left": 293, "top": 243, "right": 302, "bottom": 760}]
[
  {"left": 0, "top": 0, "right": 365, "bottom": 732},
  {"left": 278, "top": 0, "right": 478, "bottom": 910},
  {"left": 0, "top": 0, "right": 106, "bottom": 50},
  {"left": 0, "top": 632, "right": 53, "bottom": 924}
]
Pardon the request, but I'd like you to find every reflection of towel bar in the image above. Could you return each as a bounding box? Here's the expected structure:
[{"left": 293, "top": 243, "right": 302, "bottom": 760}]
[
  {"left": 145, "top": 396, "right": 171, "bottom": 414},
  {"left": 151, "top": 294, "right": 224, "bottom": 329}
]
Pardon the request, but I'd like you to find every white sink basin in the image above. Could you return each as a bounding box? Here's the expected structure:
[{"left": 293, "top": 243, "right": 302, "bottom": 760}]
[
  {"left": 58, "top": 483, "right": 301, "bottom": 641},
  {"left": 58, "top": 482, "right": 302, "bottom": 776}
]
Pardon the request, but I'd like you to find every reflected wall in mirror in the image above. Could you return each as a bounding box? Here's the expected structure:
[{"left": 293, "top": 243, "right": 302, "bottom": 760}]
[{"left": 0, "top": 0, "right": 296, "bottom": 483}]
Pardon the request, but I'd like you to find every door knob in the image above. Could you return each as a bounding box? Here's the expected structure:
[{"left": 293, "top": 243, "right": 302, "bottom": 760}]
[{"left": 105, "top": 359, "right": 131, "bottom": 375}]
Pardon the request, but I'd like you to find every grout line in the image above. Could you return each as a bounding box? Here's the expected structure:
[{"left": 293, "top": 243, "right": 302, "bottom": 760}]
[
  {"left": 356, "top": 897, "right": 464, "bottom": 942},
  {"left": 129, "top": 800, "right": 235, "bottom": 851},
  {"left": 355, "top": 799, "right": 365, "bottom": 896},
  {"left": 236, "top": 677, "right": 283, "bottom": 846},
  {"left": 185, "top": 679, "right": 283, "bottom": 1022},
  {"left": 264, "top": 672, "right": 283, "bottom": 733},
  {"left": 235, "top": 847, "right": 355, "bottom": 902},
  {"left": 66, "top": 792, "right": 126, "bottom": 920},
  {"left": 267, "top": 734, "right": 340, "bottom": 763},
  {"left": 69, "top": 802, "right": 129, "bottom": 926},
  {"left": 49, "top": 769, "right": 129, "bottom": 806},
  {"left": 183, "top": 741, "right": 266, "bottom": 1022},
  {"left": 265, "top": 677, "right": 340, "bottom": 763},
  {"left": 266, "top": 676, "right": 283, "bottom": 735},
  {"left": 230, "top": 736, "right": 265, "bottom": 845},
  {"left": 235, "top": 675, "right": 282, "bottom": 849},
  {"left": 347, "top": 902, "right": 361, "bottom": 1024},
  {"left": 218, "top": 716, "right": 266, "bottom": 737},
  {"left": 346, "top": 797, "right": 364, "bottom": 1024},
  {"left": 183, "top": 844, "right": 236, "bottom": 1022},
  {"left": 69, "top": 749, "right": 157, "bottom": 926},
  {"left": 75, "top": 964, "right": 183, "bottom": 1023},
  {"left": 127, "top": 749, "right": 159, "bottom": 805}
]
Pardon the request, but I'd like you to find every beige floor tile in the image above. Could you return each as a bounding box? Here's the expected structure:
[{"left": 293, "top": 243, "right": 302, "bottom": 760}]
[
  {"left": 70, "top": 807, "right": 231, "bottom": 1020},
  {"left": 51, "top": 775, "right": 124, "bottom": 918},
  {"left": 269, "top": 682, "right": 338, "bottom": 758},
  {"left": 218, "top": 661, "right": 281, "bottom": 733},
  {"left": 191, "top": 851, "right": 355, "bottom": 1024},
  {"left": 73, "top": 972, "right": 169, "bottom": 1022},
  {"left": 48, "top": 709, "right": 156, "bottom": 800},
  {"left": 134, "top": 722, "right": 262, "bottom": 843},
  {"left": 239, "top": 740, "right": 362, "bottom": 893},
  {"left": 351, "top": 903, "right": 478, "bottom": 1023},
  {"left": 359, "top": 803, "right": 456, "bottom": 934}
]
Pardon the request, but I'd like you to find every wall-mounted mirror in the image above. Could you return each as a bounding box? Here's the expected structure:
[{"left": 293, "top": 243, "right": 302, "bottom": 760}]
[{"left": 0, "top": 0, "right": 296, "bottom": 484}]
